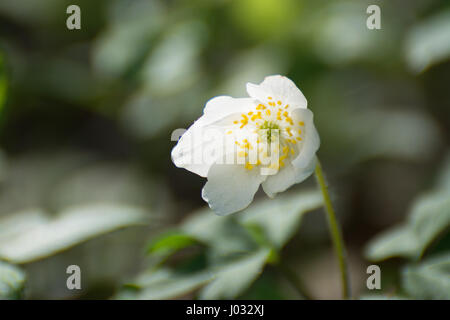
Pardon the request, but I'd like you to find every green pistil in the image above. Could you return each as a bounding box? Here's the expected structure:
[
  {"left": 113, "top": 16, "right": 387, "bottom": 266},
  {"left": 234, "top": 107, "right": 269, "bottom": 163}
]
[{"left": 259, "top": 121, "right": 279, "bottom": 143}]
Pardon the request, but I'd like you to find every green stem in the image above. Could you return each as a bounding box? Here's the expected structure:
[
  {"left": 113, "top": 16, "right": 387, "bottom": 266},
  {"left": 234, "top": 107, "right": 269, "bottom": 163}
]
[{"left": 314, "top": 158, "right": 351, "bottom": 299}]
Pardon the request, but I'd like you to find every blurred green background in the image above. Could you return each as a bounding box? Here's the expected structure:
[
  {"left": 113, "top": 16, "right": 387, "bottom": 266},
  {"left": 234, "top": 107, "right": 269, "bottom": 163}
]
[{"left": 0, "top": 0, "right": 449, "bottom": 300}]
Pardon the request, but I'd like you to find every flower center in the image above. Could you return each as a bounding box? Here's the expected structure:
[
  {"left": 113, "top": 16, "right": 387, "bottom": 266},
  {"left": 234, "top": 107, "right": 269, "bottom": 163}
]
[{"left": 228, "top": 96, "right": 305, "bottom": 171}]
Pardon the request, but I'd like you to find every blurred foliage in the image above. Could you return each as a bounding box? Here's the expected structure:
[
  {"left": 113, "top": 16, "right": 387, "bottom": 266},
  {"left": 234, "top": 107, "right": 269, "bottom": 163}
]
[
  {"left": 366, "top": 158, "right": 450, "bottom": 261},
  {"left": 405, "top": 9, "right": 450, "bottom": 73},
  {"left": 118, "top": 191, "right": 322, "bottom": 299},
  {"left": 0, "top": 0, "right": 448, "bottom": 299},
  {"left": 365, "top": 157, "right": 450, "bottom": 299},
  {"left": 0, "top": 204, "right": 148, "bottom": 264},
  {"left": 402, "top": 252, "right": 450, "bottom": 299},
  {"left": 0, "top": 261, "right": 25, "bottom": 299}
]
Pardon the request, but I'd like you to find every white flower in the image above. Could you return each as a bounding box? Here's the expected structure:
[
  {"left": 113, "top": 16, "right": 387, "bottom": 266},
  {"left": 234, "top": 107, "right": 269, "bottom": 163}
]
[{"left": 172, "top": 75, "right": 320, "bottom": 215}]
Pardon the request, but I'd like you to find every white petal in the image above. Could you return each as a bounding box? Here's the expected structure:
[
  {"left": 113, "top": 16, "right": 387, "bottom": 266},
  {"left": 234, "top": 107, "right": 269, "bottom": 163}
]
[
  {"left": 203, "top": 96, "right": 255, "bottom": 119},
  {"left": 202, "top": 163, "right": 267, "bottom": 215},
  {"left": 262, "top": 157, "right": 317, "bottom": 198},
  {"left": 171, "top": 119, "right": 220, "bottom": 177},
  {"left": 291, "top": 108, "right": 320, "bottom": 169},
  {"left": 246, "top": 75, "right": 307, "bottom": 109},
  {"left": 172, "top": 97, "right": 255, "bottom": 177}
]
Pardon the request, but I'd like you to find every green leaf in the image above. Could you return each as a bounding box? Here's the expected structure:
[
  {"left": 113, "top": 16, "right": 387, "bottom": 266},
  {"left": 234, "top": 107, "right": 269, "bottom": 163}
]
[
  {"left": 120, "top": 249, "right": 271, "bottom": 300},
  {"left": 199, "top": 248, "right": 271, "bottom": 299},
  {"left": 0, "top": 204, "right": 148, "bottom": 264},
  {"left": 238, "top": 190, "right": 323, "bottom": 249},
  {"left": 132, "top": 191, "right": 320, "bottom": 300},
  {"left": 0, "top": 209, "right": 48, "bottom": 244},
  {"left": 0, "top": 262, "right": 26, "bottom": 300},
  {"left": 147, "top": 231, "right": 200, "bottom": 257},
  {"left": 182, "top": 190, "right": 322, "bottom": 256},
  {"left": 365, "top": 190, "right": 450, "bottom": 261},
  {"left": 402, "top": 253, "right": 450, "bottom": 299},
  {"left": 365, "top": 226, "right": 416, "bottom": 261},
  {"left": 182, "top": 207, "right": 256, "bottom": 258},
  {"left": 405, "top": 9, "right": 450, "bottom": 73},
  {"left": 118, "top": 268, "right": 214, "bottom": 300}
]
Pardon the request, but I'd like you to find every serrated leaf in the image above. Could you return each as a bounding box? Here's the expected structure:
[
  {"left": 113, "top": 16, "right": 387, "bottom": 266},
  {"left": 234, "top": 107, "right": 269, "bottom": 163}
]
[
  {"left": 0, "top": 204, "right": 148, "bottom": 264},
  {"left": 118, "top": 268, "right": 213, "bottom": 300},
  {"left": 402, "top": 253, "right": 450, "bottom": 299},
  {"left": 0, "top": 262, "right": 26, "bottom": 300},
  {"left": 199, "top": 248, "right": 271, "bottom": 299},
  {"left": 238, "top": 190, "right": 323, "bottom": 249}
]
